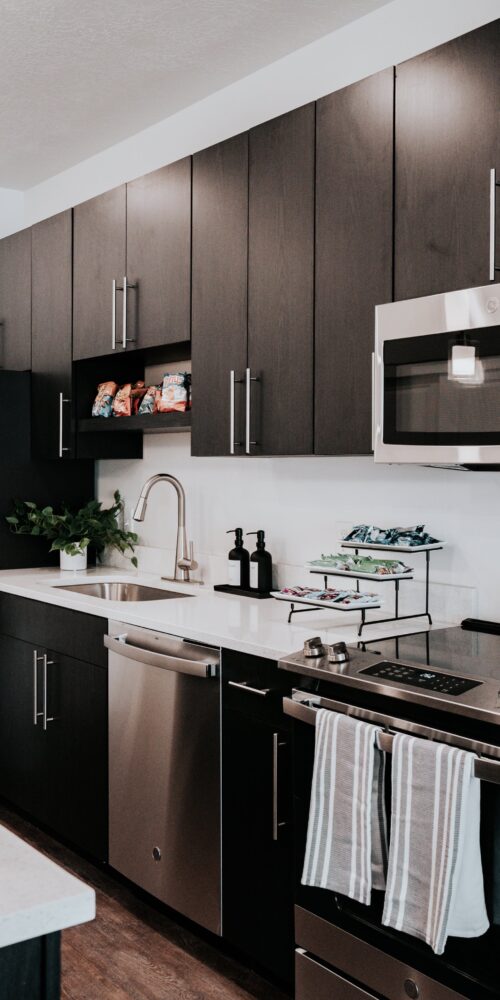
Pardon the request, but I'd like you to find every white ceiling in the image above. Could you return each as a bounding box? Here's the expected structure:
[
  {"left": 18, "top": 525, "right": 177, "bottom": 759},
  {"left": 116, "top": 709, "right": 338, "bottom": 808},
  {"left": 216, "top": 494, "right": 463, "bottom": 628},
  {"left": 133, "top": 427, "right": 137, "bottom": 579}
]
[{"left": 0, "top": 0, "right": 390, "bottom": 190}]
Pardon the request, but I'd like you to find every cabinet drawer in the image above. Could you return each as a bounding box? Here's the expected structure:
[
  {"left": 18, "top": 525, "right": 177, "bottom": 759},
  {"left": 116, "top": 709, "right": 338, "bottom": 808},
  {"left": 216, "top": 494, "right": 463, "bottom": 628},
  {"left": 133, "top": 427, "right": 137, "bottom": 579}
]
[
  {"left": 0, "top": 593, "right": 107, "bottom": 667},
  {"left": 296, "top": 950, "right": 377, "bottom": 1000},
  {"left": 222, "top": 648, "right": 293, "bottom": 725}
]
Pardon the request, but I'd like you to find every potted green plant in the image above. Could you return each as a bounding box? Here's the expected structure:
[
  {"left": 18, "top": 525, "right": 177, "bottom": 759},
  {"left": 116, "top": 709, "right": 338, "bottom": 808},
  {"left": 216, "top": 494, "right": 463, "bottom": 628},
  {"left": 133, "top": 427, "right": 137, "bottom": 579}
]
[{"left": 6, "top": 491, "right": 138, "bottom": 571}]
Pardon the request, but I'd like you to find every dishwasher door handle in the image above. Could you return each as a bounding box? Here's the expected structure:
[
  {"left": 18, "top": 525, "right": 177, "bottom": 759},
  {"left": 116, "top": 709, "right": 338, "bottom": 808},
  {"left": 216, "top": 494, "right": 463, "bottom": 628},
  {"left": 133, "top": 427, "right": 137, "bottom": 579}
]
[{"left": 104, "top": 633, "right": 218, "bottom": 677}]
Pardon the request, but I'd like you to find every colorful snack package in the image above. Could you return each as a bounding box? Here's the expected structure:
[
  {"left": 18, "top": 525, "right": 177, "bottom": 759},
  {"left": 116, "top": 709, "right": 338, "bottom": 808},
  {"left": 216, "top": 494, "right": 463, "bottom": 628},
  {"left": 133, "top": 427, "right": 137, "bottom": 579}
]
[
  {"left": 137, "top": 385, "right": 159, "bottom": 415},
  {"left": 92, "top": 381, "right": 118, "bottom": 418},
  {"left": 113, "top": 381, "right": 145, "bottom": 417},
  {"left": 131, "top": 381, "right": 146, "bottom": 414},
  {"left": 157, "top": 372, "right": 191, "bottom": 413}
]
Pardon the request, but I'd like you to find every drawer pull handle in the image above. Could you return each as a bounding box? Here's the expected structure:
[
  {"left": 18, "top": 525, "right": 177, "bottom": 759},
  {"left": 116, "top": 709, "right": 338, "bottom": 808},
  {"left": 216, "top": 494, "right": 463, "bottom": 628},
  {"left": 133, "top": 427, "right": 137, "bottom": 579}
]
[{"left": 228, "top": 680, "right": 270, "bottom": 697}]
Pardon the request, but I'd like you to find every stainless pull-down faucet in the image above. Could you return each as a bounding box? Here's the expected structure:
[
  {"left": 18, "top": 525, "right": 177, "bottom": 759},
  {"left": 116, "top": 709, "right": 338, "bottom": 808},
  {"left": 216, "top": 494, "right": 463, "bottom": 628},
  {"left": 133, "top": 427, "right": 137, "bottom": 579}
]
[{"left": 133, "top": 474, "right": 199, "bottom": 583}]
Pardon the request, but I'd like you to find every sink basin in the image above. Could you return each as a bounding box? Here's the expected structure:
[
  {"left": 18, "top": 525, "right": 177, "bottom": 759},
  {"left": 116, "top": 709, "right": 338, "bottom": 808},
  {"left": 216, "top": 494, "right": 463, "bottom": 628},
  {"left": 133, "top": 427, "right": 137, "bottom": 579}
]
[{"left": 55, "top": 582, "right": 193, "bottom": 602}]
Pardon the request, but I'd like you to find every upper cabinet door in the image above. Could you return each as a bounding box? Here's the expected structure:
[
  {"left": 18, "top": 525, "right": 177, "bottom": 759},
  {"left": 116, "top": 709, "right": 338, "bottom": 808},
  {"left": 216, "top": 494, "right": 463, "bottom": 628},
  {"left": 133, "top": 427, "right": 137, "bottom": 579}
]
[
  {"left": 0, "top": 228, "right": 31, "bottom": 370},
  {"left": 126, "top": 159, "right": 191, "bottom": 350},
  {"left": 395, "top": 19, "right": 500, "bottom": 300},
  {"left": 315, "top": 69, "right": 394, "bottom": 455},
  {"left": 32, "top": 211, "right": 73, "bottom": 460},
  {"left": 248, "top": 105, "right": 315, "bottom": 456},
  {"left": 191, "top": 135, "right": 249, "bottom": 457},
  {"left": 73, "top": 186, "right": 126, "bottom": 360}
]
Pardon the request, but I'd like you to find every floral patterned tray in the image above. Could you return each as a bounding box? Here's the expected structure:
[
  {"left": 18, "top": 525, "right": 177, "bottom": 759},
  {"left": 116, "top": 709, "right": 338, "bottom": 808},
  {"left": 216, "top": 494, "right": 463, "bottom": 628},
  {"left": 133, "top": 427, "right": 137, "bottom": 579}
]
[{"left": 271, "top": 586, "right": 381, "bottom": 612}]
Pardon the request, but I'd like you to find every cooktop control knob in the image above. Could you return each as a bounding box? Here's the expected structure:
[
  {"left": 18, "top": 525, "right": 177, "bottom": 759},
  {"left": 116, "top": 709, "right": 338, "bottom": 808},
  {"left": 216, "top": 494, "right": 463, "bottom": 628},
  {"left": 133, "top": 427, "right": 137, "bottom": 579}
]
[
  {"left": 303, "top": 636, "right": 325, "bottom": 658},
  {"left": 328, "top": 641, "right": 350, "bottom": 664}
]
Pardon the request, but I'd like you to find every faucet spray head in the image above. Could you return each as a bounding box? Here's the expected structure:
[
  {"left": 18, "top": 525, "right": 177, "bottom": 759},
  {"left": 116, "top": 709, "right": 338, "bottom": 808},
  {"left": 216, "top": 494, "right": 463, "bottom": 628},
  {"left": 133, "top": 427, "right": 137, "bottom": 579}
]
[{"left": 132, "top": 495, "right": 148, "bottom": 522}]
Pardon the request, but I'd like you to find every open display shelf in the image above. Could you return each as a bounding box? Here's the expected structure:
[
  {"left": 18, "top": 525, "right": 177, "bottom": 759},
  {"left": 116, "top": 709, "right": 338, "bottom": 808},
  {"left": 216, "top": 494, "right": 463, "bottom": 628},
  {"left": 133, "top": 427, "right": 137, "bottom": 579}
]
[{"left": 78, "top": 412, "right": 191, "bottom": 434}]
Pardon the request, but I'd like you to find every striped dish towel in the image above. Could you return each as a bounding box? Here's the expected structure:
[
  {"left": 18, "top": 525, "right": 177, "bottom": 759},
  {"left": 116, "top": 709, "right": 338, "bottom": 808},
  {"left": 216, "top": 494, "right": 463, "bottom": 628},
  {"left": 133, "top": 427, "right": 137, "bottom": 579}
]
[
  {"left": 382, "top": 734, "right": 489, "bottom": 954},
  {"left": 302, "top": 709, "right": 388, "bottom": 904}
]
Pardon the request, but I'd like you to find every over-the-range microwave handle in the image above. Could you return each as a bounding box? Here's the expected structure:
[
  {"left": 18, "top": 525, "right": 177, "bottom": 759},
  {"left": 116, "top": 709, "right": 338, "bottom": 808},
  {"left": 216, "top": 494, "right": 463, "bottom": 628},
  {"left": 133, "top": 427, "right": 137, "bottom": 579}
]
[
  {"left": 104, "top": 633, "right": 218, "bottom": 678},
  {"left": 490, "top": 168, "right": 500, "bottom": 281}
]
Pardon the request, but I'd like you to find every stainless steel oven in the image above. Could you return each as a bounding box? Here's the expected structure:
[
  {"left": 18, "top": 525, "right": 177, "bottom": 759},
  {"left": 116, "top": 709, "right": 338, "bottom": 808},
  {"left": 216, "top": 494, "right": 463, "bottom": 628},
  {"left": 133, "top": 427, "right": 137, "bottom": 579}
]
[
  {"left": 282, "top": 675, "right": 500, "bottom": 1000},
  {"left": 373, "top": 282, "right": 500, "bottom": 468}
]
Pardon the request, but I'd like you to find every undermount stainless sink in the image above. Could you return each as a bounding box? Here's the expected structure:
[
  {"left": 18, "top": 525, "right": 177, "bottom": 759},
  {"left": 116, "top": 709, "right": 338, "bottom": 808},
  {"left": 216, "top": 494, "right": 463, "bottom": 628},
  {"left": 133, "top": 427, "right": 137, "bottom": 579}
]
[{"left": 55, "top": 582, "right": 193, "bottom": 602}]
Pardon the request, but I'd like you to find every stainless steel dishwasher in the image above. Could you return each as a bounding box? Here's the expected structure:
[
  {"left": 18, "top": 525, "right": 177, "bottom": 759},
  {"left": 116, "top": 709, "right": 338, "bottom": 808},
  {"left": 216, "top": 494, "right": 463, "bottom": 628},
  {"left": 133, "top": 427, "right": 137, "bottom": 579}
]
[{"left": 105, "top": 621, "right": 221, "bottom": 935}]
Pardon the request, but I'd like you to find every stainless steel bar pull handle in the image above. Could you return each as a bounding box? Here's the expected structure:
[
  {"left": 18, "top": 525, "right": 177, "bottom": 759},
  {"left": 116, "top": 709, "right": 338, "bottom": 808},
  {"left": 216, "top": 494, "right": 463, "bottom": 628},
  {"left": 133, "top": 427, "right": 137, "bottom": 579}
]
[
  {"left": 122, "top": 276, "right": 137, "bottom": 349},
  {"left": 230, "top": 370, "right": 236, "bottom": 455},
  {"left": 42, "top": 655, "right": 55, "bottom": 731},
  {"left": 228, "top": 680, "right": 271, "bottom": 697},
  {"left": 33, "top": 650, "right": 44, "bottom": 726},
  {"left": 272, "top": 732, "right": 287, "bottom": 841},
  {"left": 58, "top": 392, "right": 71, "bottom": 458},
  {"left": 229, "top": 371, "right": 244, "bottom": 454},
  {"left": 112, "top": 278, "right": 117, "bottom": 350},
  {"left": 489, "top": 168, "right": 500, "bottom": 281},
  {"left": 245, "top": 367, "right": 259, "bottom": 454}
]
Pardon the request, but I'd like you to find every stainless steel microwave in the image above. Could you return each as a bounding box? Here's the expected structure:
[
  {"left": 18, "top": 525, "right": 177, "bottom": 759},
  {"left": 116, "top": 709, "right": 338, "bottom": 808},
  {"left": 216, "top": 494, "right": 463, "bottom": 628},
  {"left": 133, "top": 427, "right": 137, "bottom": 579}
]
[{"left": 373, "top": 283, "right": 500, "bottom": 469}]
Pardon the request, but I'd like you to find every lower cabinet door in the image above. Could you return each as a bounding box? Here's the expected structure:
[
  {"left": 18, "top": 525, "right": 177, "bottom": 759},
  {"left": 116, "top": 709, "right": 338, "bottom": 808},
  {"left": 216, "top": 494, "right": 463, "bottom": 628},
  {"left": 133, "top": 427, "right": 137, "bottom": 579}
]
[
  {"left": 222, "top": 708, "right": 294, "bottom": 985},
  {"left": 45, "top": 652, "right": 108, "bottom": 860},
  {"left": 0, "top": 634, "right": 49, "bottom": 823}
]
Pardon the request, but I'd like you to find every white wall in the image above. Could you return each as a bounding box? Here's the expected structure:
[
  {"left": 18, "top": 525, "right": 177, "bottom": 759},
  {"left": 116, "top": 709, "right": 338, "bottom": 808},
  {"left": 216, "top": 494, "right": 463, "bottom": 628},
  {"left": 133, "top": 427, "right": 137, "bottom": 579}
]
[
  {"left": 18, "top": 0, "right": 500, "bottom": 228},
  {"left": 99, "top": 434, "right": 500, "bottom": 625},
  {"left": 0, "top": 189, "right": 24, "bottom": 239}
]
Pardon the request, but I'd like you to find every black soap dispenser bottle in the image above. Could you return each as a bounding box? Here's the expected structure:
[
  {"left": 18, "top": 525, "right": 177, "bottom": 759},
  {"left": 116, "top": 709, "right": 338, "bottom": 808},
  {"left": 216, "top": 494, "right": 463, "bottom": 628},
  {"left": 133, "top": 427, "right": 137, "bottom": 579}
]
[
  {"left": 247, "top": 531, "right": 273, "bottom": 594},
  {"left": 227, "top": 528, "right": 250, "bottom": 589}
]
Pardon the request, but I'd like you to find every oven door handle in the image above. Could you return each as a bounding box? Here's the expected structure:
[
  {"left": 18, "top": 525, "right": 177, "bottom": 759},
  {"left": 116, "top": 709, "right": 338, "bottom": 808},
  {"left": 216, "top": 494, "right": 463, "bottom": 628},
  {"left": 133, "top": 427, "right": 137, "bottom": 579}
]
[{"left": 283, "top": 694, "right": 500, "bottom": 784}]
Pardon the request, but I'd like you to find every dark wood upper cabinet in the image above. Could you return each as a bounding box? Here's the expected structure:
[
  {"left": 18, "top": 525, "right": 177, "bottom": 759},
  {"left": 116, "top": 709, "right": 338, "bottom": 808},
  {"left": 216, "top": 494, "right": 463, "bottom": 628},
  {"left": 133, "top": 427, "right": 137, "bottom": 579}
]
[
  {"left": 0, "top": 228, "right": 31, "bottom": 371},
  {"left": 248, "top": 104, "right": 315, "bottom": 455},
  {"left": 191, "top": 134, "right": 248, "bottom": 456},
  {"left": 126, "top": 159, "right": 191, "bottom": 350},
  {"left": 315, "top": 69, "right": 394, "bottom": 455},
  {"left": 31, "top": 210, "right": 73, "bottom": 460},
  {"left": 73, "top": 186, "right": 126, "bottom": 360},
  {"left": 395, "top": 19, "right": 500, "bottom": 300}
]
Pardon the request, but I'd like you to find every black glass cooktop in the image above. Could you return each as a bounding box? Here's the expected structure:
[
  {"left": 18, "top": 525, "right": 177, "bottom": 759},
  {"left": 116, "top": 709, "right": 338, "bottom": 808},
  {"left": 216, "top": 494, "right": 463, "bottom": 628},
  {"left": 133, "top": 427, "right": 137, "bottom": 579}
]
[{"left": 362, "top": 620, "right": 500, "bottom": 684}]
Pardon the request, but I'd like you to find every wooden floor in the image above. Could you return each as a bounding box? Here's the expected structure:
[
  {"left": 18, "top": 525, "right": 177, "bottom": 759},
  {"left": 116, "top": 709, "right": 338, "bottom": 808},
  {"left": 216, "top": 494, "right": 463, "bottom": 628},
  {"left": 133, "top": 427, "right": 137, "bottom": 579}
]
[{"left": 0, "top": 805, "right": 289, "bottom": 1000}]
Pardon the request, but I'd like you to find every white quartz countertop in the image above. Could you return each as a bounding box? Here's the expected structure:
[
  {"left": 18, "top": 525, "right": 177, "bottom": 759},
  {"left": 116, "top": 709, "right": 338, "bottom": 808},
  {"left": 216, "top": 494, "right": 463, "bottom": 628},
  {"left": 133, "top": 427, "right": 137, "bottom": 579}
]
[
  {"left": 0, "top": 566, "right": 436, "bottom": 660},
  {"left": 0, "top": 824, "right": 95, "bottom": 949}
]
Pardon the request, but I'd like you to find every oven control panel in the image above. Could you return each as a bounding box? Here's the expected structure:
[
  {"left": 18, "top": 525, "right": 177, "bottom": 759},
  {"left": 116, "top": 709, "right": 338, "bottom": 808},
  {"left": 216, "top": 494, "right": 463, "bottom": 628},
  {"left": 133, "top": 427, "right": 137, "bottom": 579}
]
[{"left": 361, "top": 662, "right": 481, "bottom": 696}]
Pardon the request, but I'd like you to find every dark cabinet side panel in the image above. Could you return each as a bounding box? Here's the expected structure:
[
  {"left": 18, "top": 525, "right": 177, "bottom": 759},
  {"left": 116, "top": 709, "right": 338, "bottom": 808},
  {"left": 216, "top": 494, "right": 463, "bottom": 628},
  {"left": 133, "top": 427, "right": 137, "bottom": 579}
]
[
  {"left": 0, "top": 228, "right": 32, "bottom": 370},
  {"left": 73, "top": 186, "right": 126, "bottom": 360},
  {"left": 315, "top": 68, "right": 394, "bottom": 455},
  {"left": 395, "top": 19, "right": 500, "bottom": 299},
  {"left": 191, "top": 134, "right": 248, "bottom": 456},
  {"left": 126, "top": 159, "right": 191, "bottom": 349},
  {"left": 31, "top": 210, "right": 73, "bottom": 460},
  {"left": 248, "top": 104, "right": 315, "bottom": 455}
]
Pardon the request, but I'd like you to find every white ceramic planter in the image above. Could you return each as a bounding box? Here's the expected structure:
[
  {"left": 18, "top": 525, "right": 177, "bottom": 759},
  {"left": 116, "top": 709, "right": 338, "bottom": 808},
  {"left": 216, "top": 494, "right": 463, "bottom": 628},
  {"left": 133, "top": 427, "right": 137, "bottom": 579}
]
[{"left": 59, "top": 549, "right": 88, "bottom": 572}]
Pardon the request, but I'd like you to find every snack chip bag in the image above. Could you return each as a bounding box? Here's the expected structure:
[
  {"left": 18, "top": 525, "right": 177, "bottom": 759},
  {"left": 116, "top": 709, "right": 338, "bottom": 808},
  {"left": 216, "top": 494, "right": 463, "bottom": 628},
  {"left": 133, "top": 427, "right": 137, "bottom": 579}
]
[
  {"left": 92, "top": 381, "right": 118, "bottom": 418},
  {"left": 138, "top": 385, "right": 160, "bottom": 415},
  {"left": 113, "top": 381, "right": 145, "bottom": 417},
  {"left": 157, "top": 372, "right": 191, "bottom": 413}
]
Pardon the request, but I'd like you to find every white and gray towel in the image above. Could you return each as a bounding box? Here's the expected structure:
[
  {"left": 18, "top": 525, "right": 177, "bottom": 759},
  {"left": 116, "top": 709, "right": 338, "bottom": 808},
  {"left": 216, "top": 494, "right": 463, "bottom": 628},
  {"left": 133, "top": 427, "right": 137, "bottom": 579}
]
[
  {"left": 382, "top": 733, "right": 489, "bottom": 955},
  {"left": 301, "top": 709, "right": 388, "bottom": 904}
]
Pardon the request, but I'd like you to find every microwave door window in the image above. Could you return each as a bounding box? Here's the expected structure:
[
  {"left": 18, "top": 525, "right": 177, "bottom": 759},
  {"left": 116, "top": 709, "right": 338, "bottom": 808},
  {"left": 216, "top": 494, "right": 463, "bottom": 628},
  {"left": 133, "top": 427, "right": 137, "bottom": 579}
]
[{"left": 383, "top": 327, "right": 500, "bottom": 446}]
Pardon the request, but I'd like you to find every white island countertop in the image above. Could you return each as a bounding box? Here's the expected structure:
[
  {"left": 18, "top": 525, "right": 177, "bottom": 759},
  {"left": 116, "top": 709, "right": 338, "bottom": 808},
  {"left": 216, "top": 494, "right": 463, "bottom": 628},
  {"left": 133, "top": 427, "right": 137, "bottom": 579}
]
[
  {"left": 0, "top": 566, "right": 436, "bottom": 661},
  {"left": 0, "top": 824, "right": 95, "bottom": 949}
]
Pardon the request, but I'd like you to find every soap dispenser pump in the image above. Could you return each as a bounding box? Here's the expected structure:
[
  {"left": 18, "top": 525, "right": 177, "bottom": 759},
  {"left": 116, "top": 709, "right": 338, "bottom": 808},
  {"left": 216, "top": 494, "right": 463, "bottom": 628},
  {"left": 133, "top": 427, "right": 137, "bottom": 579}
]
[
  {"left": 226, "top": 528, "right": 250, "bottom": 589},
  {"left": 247, "top": 531, "right": 273, "bottom": 594}
]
